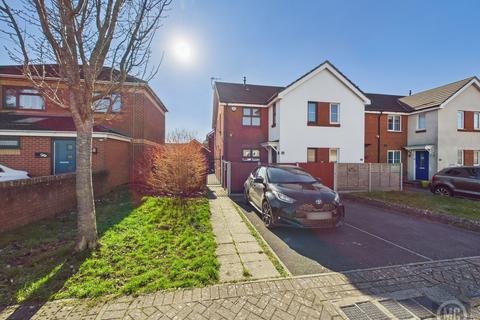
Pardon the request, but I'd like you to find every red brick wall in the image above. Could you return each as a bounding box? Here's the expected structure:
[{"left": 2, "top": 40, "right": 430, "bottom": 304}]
[
  {"left": 308, "top": 102, "right": 340, "bottom": 127},
  {"left": 224, "top": 106, "right": 268, "bottom": 163},
  {"left": 0, "top": 171, "right": 109, "bottom": 232},
  {"left": 364, "top": 113, "right": 408, "bottom": 173},
  {"left": 0, "top": 136, "right": 52, "bottom": 176}
]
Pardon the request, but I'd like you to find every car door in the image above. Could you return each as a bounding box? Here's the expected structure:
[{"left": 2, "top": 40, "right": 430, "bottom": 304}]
[
  {"left": 251, "top": 167, "right": 267, "bottom": 208},
  {"left": 461, "top": 168, "right": 480, "bottom": 196},
  {"left": 246, "top": 167, "right": 259, "bottom": 201},
  {"left": 451, "top": 168, "right": 477, "bottom": 195}
]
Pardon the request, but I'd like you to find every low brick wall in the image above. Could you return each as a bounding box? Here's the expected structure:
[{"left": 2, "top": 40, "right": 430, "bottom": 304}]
[{"left": 0, "top": 171, "right": 109, "bottom": 232}]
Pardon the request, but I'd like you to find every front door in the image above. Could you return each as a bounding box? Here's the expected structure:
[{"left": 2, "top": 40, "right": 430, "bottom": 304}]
[
  {"left": 415, "top": 151, "right": 429, "bottom": 180},
  {"left": 54, "top": 139, "right": 76, "bottom": 174}
]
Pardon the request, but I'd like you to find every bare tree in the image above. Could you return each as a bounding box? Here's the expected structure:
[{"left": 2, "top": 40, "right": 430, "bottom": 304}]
[{"left": 0, "top": 0, "right": 172, "bottom": 251}]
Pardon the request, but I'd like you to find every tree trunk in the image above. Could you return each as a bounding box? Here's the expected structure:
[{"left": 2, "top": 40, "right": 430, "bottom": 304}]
[{"left": 75, "top": 122, "right": 98, "bottom": 252}]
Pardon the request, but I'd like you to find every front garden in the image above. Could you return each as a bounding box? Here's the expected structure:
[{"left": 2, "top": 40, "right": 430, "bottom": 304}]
[{"left": 0, "top": 187, "right": 218, "bottom": 306}]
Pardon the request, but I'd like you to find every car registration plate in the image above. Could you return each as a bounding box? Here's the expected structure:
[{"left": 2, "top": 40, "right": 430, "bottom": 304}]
[{"left": 306, "top": 212, "right": 332, "bottom": 220}]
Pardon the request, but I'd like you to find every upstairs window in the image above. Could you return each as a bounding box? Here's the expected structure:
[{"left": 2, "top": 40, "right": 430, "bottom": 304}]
[
  {"left": 457, "top": 111, "right": 464, "bottom": 129},
  {"left": 242, "top": 107, "right": 260, "bottom": 126},
  {"left": 93, "top": 93, "right": 122, "bottom": 113},
  {"left": 387, "top": 150, "right": 401, "bottom": 164},
  {"left": 307, "top": 102, "right": 317, "bottom": 124},
  {"left": 417, "top": 113, "right": 426, "bottom": 130},
  {"left": 4, "top": 87, "right": 45, "bottom": 110},
  {"left": 330, "top": 103, "right": 340, "bottom": 124},
  {"left": 474, "top": 112, "right": 479, "bottom": 130},
  {"left": 242, "top": 148, "right": 260, "bottom": 162},
  {"left": 387, "top": 115, "right": 401, "bottom": 131}
]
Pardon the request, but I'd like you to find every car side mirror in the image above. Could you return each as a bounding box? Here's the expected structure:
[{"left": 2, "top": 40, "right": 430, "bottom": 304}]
[{"left": 253, "top": 177, "right": 264, "bottom": 184}]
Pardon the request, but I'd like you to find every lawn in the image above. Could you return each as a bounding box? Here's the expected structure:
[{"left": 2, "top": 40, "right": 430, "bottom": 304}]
[
  {"left": 354, "top": 191, "right": 480, "bottom": 221},
  {"left": 0, "top": 187, "right": 218, "bottom": 306}
]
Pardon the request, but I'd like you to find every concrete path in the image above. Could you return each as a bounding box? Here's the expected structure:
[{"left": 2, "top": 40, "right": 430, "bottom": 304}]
[
  {"left": 208, "top": 185, "right": 280, "bottom": 282},
  {"left": 2, "top": 257, "right": 479, "bottom": 319}
]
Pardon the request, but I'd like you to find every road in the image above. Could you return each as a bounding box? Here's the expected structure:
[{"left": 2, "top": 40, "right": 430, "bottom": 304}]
[{"left": 233, "top": 197, "right": 480, "bottom": 275}]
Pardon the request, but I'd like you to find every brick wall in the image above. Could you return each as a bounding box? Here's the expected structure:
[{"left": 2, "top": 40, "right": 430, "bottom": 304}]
[
  {"left": 0, "top": 171, "right": 109, "bottom": 232},
  {"left": 0, "top": 136, "right": 52, "bottom": 176}
]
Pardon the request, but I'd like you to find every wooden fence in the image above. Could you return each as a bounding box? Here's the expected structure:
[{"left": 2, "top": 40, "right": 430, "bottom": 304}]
[{"left": 335, "top": 163, "right": 402, "bottom": 192}]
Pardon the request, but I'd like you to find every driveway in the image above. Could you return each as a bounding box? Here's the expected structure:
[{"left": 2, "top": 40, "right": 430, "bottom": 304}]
[{"left": 233, "top": 197, "right": 480, "bottom": 275}]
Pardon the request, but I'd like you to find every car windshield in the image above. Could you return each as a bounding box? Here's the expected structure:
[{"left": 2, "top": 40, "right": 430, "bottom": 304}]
[{"left": 267, "top": 167, "right": 317, "bottom": 184}]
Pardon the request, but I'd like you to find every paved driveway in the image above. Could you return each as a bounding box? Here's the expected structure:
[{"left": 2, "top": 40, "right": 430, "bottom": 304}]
[{"left": 233, "top": 197, "right": 480, "bottom": 275}]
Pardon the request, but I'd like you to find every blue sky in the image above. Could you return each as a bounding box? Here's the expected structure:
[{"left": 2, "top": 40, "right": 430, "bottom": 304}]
[{"left": 1, "top": 1, "right": 480, "bottom": 140}]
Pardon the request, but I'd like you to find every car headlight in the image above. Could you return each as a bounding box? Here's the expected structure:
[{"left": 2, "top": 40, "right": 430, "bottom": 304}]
[
  {"left": 272, "top": 190, "right": 295, "bottom": 203},
  {"left": 334, "top": 192, "right": 340, "bottom": 203}
]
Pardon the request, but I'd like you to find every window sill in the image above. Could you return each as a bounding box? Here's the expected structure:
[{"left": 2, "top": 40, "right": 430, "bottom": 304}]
[
  {"left": 415, "top": 129, "right": 426, "bottom": 133},
  {"left": 387, "top": 130, "right": 402, "bottom": 133},
  {"left": 457, "top": 129, "right": 480, "bottom": 132},
  {"left": 307, "top": 123, "right": 340, "bottom": 127}
]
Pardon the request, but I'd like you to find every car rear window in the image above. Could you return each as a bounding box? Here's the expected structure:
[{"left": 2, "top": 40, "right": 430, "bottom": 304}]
[{"left": 267, "top": 167, "right": 317, "bottom": 184}]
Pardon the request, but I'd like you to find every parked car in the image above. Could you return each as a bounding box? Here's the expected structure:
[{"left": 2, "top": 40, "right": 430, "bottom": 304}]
[
  {"left": 430, "top": 166, "right": 480, "bottom": 197},
  {"left": 0, "top": 164, "right": 30, "bottom": 182},
  {"left": 244, "top": 165, "right": 344, "bottom": 229}
]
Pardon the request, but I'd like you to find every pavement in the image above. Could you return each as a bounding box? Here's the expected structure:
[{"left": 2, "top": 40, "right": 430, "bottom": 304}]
[
  {"left": 2, "top": 257, "right": 479, "bottom": 319},
  {"left": 233, "top": 196, "right": 480, "bottom": 275},
  {"left": 209, "top": 185, "right": 280, "bottom": 282}
]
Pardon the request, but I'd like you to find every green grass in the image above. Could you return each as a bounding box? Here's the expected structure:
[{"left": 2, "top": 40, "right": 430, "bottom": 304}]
[
  {"left": 354, "top": 191, "right": 480, "bottom": 221},
  {"left": 0, "top": 188, "right": 218, "bottom": 306}
]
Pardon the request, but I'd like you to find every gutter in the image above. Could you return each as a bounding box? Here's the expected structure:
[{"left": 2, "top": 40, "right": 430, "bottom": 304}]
[{"left": 0, "top": 129, "right": 132, "bottom": 142}]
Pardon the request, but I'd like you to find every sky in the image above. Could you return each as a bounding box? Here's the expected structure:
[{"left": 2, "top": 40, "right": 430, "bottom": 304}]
[{"left": 1, "top": 1, "right": 480, "bottom": 141}]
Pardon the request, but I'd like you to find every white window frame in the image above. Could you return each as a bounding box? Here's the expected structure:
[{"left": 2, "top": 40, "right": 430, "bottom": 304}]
[
  {"left": 474, "top": 112, "right": 480, "bottom": 130},
  {"left": 457, "top": 149, "right": 464, "bottom": 166},
  {"left": 307, "top": 148, "right": 316, "bottom": 163},
  {"left": 329, "top": 148, "right": 339, "bottom": 163},
  {"left": 387, "top": 115, "right": 401, "bottom": 132},
  {"left": 474, "top": 150, "right": 479, "bottom": 166},
  {"left": 457, "top": 111, "right": 465, "bottom": 130},
  {"left": 417, "top": 113, "right": 426, "bottom": 130},
  {"left": 329, "top": 103, "right": 340, "bottom": 124},
  {"left": 387, "top": 150, "right": 401, "bottom": 164}
]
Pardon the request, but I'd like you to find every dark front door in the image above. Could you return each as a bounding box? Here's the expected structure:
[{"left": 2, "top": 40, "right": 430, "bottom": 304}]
[
  {"left": 54, "top": 139, "right": 76, "bottom": 174},
  {"left": 415, "top": 151, "right": 429, "bottom": 180}
]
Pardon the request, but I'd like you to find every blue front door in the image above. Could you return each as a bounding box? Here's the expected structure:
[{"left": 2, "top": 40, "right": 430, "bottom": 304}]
[
  {"left": 54, "top": 139, "right": 76, "bottom": 174},
  {"left": 415, "top": 151, "right": 429, "bottom": 180}
]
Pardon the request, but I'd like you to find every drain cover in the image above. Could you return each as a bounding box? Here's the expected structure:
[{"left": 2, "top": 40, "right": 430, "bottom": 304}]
[
  {"left": 357, "top": 301, "right": 390, "bottom": 320},
  {"left": 379, "top": 300, "right": 414, "bottom": 319},
  {"left": 398, "top": 298, "right": 435, "bottom": 319},
  {"left": 341, "top": 304, "right": 371, "bottom": 320}
]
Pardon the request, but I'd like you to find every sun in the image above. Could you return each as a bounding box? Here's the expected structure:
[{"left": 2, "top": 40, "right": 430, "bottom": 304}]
[{"left": 172, "top": 38, "right": 193, "bottom": 64}]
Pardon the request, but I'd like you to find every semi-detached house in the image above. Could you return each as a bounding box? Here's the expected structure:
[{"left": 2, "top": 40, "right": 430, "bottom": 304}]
[
  {"left": 0, "top": 64, "right": 167, "bottom": 190},
  {"left": 211, "top": 60, "right": 480, "bottom": 185}
]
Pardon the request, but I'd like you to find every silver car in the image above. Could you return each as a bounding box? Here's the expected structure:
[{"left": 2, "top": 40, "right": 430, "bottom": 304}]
[{"left": 430, "top": 166, "right": 480, "bottom": 197}]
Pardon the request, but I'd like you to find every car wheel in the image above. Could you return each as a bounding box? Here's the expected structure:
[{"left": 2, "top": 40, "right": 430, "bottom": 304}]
[
  {"left": 262, "top": 200, "right": 276, "bottom": 228},
  {"left": 434, "top": 185, "right": 452, "bottom": 196}
]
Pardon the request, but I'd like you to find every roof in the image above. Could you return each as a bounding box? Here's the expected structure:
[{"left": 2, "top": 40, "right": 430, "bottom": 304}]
[
  {"left": 215, "top": 82, "right": 284, "bottom": 105},
  {"left": 365, "top": 93, "right": 413, "bottom": 113},
  {"left": 268, "top": 60, "right": 368, "bottom": 103},
  {"left": 0, "top": 113, "right": 126, "bottom": 135},
  {"left": 399, "top": 77, "right": 477, "bottom": 110},
  {"left": 0, "top": 64, "right": 145, "bottom": 83}
]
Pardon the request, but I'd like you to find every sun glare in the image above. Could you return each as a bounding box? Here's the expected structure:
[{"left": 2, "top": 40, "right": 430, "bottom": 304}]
[{"left": 172, "top": 38, "right": 193, "bottom": 64}]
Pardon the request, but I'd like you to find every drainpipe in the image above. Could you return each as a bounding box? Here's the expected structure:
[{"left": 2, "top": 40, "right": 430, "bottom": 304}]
[{"left": 377, "top": 111, "right": 383, "bottom": 163}]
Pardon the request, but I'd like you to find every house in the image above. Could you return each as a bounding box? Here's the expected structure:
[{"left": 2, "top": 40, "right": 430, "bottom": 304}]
[
  {"left": 399, "top": 77, "right": 480, "bottom": 180},
  {"left": 0, "top": 64, "right": 167, "bottom": 189},
  {"left": 210, "top": 60, "right": 480, "bottom": 185},
  {"left": 212, "top": 61, "right": 371, "bottom": 173}
]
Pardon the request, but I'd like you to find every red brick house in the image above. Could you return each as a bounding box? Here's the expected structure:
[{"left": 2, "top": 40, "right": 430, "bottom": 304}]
[{"left": 0, "top": 65, "right": 167, "bottom": 189}]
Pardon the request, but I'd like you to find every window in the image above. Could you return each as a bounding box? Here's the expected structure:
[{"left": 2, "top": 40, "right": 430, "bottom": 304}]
[
  {"left": 457, "top": 149, "right": 464, "bottom": 165},
  {"left": 307, "top": 148, "right": 316, "bottom": 162},
  {"left": 4, "top": 87, "right": 45, "bottom": 110},
  {"left": 0, "top": 137, "right": 20, "bottom": 149},
  {"left": 387, "top": 150, "right": 401, "bottom": 164},
  {"left": 387, "top": 115, "right": 401, "bottom": 131},
  {"left": 307, "top": 102, "right": 317, "bottom": 124},
  {"left": 417, "top": 113, "right": 426, "bottom": 130},
  {"left": 329, "top": 148, "right": 338, "bottom": 163},
  {"left": 93, "top": 93, "right": 122, "bottom": 113},
  {"left": 474, "top": 150, "right": 479, "bottom": 166},
  {"left": 267, "top": 167, "right": 317, "bottom": 184},
  {"left": 457, "top": 111, "right": 464, "bottom": 129},
  {"left": 330, "top": 103, "right": 339, "bottom": 124},
  {"left": 242, "top": 148, "right": 260, "bottom": 162},
  {"left": 271, "top": 103, "right": 276, "bottom": 127},
  {"left": 474, "top": 112, "right": 479, "bottom": 130},
  {"left": 242, "top": 107, "right": 260, "bottom": 126}
]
